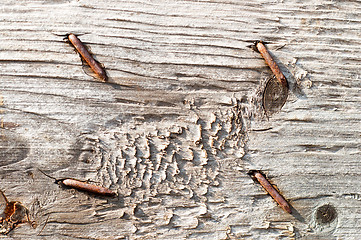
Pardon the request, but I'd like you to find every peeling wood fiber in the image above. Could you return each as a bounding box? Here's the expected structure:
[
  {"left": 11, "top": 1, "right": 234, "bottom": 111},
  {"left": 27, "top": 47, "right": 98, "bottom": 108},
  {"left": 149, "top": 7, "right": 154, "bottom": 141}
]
[{"left": 0, "top": 0, "right": 360, "bottom": 239}]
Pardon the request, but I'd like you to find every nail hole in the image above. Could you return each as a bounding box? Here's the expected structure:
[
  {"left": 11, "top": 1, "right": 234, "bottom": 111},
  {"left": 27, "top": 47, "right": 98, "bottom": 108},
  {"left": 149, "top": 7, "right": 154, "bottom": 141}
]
[{"left": 316, "top": 204, "right": 337, "bottom": 224}]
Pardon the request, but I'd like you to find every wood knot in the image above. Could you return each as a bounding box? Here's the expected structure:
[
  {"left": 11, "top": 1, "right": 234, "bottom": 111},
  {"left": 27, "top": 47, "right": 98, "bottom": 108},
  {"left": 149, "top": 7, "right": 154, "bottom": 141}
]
[
  {"left": 263, "top": 76, "right": 288, "bottom": 115},
  {"left": 316, "top": 204, "right": 337, "bottom": 224}
]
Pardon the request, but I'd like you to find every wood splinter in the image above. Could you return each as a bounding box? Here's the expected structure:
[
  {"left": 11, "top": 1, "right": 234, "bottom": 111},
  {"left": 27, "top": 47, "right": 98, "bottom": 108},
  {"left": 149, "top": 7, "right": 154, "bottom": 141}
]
[
  {"left": 249, "top": 170, "right": 292, "bottom": 214},
  {"left": 67, "top": 33, "right": 108, "bottom": 82},
  {"left": 38, "top": 169, "right": 116, "bottom": 197}
]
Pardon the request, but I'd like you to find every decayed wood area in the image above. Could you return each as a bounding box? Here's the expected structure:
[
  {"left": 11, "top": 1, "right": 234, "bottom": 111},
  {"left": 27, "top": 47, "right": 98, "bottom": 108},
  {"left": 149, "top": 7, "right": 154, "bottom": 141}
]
[{"left": 0, "top": 0, "right": 360, "bottom": 239}]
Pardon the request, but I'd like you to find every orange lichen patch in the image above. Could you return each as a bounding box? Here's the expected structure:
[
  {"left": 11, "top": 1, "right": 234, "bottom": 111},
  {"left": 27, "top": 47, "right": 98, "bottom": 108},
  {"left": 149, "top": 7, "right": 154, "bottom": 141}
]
[{"left": 0, "top": 190, "right": 36, "bottom": 235}]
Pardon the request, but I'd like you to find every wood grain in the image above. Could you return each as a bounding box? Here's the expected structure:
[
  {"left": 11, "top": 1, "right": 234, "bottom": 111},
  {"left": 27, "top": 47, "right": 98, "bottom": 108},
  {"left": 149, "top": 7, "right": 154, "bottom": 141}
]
[{"left": 0, "top": 0, "right": 360, "bottom": 239}]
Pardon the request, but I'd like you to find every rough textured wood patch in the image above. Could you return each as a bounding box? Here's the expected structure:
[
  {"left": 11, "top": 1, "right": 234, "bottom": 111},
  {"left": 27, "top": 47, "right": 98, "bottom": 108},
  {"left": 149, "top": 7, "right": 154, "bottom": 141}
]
[{"left": 0, "top": 0, "right": 360, "bottom": 239}]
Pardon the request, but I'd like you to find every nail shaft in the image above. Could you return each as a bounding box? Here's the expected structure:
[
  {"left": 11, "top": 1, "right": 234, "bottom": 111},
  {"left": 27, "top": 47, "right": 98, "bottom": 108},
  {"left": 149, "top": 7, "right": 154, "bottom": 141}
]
[
  {"left": 67, "top": 34, "right": 107, "bottom": 82},
  {"left": 252, "top": 172, "right": 292, "bottom": 214},
  {"left": 61, "top": 179, "right": 116, "bottom": 196},
  {"left": 38, "top": 169, "right": 116, "bottom": 196},
  {"left": 256, "top": 41, "right": 288, "bottom": 88}
]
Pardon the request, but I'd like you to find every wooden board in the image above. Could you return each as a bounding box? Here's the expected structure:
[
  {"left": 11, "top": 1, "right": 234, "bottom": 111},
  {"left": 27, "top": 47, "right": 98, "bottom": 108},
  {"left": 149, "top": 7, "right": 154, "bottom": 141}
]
[{"left": 0, "top": 0, "right": 360, "bottom": 239}]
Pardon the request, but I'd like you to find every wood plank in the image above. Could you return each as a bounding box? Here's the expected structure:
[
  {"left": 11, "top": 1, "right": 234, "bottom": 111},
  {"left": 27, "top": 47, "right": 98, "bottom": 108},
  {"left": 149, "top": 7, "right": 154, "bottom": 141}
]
[{"left": 0, "top": 0, "right": 360, "bottom": 239}]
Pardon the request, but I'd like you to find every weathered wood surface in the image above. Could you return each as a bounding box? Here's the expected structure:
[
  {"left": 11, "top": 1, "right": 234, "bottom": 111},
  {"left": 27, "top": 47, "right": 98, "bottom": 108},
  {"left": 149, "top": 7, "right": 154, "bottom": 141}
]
[{"left": 0, "top": 0, "right": 360, "bottom": 239}]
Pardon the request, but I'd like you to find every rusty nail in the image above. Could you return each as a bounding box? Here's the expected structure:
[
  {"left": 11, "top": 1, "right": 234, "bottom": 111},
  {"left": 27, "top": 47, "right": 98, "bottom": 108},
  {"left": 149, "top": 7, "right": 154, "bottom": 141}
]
[
  {"left": 255, "top": 41, "right": 288, "bottom": 89},
  {"left": 249, "top": 171, "right": 292, "bottom": 214},
  {"left": 38, "top": 169, "right": 116, "bottom": 196},
  {"left": 67, "top": 33, "right": 108, "bottom": 82}
]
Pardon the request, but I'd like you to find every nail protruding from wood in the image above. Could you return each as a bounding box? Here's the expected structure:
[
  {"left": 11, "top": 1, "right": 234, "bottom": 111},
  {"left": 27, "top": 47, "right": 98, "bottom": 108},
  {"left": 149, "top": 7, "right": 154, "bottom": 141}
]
[
  {"left": 251, "top": 41, "right": 289, "bottom": 114},
  {"left": 38, "top": 169, "right": 116, "bottom": 197},
  {"left": 255, "top": 41, "right": 288, "bottom": 89},
  {"left": 67, "top": 33, "right": 108, "bottom": 82},
  {"left": 249, "top": 170, "right": 292, "bottom": 214},
  {"left": 61, "top": 179, "right": 116, "bottom": 196}
]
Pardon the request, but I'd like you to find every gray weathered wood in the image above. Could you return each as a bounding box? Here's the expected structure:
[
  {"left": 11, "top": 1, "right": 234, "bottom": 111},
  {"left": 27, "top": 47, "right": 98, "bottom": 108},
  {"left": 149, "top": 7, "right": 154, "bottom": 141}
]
[{"left": 0, "top": 0, "right": 360, "bottom": 239}]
